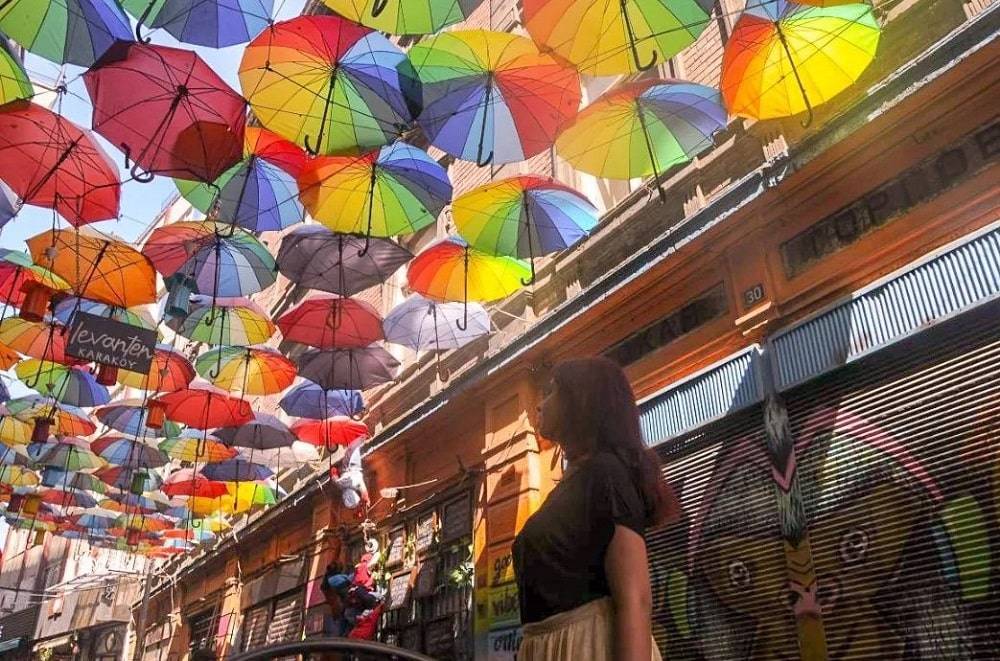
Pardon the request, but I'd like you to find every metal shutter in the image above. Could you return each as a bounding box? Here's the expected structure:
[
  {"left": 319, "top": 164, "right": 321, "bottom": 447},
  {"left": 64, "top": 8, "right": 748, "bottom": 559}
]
[
  {"left": 187, "top": 609, "right": 215, "bottom": 652},
  {"left": 266, "top": 591, "right": 303, "bottom": 645},
  {"left": 241, "top": 604, "right": 270, "bottom": 652}
]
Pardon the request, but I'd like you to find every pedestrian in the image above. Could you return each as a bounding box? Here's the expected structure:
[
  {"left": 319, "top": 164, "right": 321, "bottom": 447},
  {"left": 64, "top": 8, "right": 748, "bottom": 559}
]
[{"left": 513, "top": 357, "right": 678, "bottom": 661}]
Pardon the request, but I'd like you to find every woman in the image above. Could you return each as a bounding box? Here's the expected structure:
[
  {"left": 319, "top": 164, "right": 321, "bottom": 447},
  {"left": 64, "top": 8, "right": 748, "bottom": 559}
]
[{"left": 513, "top": 357, "right": 678, "bottom": 660}]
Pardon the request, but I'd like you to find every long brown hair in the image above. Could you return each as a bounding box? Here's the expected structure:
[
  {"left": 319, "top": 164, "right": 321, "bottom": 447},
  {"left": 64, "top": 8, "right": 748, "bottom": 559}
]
[{"left": 550, "top": 357, "right": 679, "bottom": 527}]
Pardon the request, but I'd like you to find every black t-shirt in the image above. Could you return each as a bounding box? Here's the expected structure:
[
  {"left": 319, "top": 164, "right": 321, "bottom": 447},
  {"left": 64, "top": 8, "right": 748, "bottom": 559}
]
[{"left": 512, "top": 451, "right": 647, "bottom": 624}]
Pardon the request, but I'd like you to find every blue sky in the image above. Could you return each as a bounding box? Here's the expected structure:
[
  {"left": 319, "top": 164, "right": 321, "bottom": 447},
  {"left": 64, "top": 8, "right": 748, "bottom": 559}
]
[{"left": 0, "top": 0, "right": 307, "bottom": 253}]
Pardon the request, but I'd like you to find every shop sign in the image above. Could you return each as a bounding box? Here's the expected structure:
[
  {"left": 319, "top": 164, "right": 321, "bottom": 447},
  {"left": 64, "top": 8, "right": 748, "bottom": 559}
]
[
  {"left": 387, "top": 573, "right": 411, "bottom": 611},
  {"left": 66, "top": 312, "right": 156, "bottom": 372},
  {"left": 441, "top": 496, "right": 472, "bottom": 541},
  {"left": 386, "top": 527, "right": 406, "bottom": 567},
  {"left": 488, "top": 583, "right": 520, "bottom": 628},
  {"left": 415, "top": 513, "right": 436, "bottom": 552},
  {"left": 488, "top": 627, "right": 523, "bottom": 661},
  {"left": 490, "top": 549, "right": 515, "bottom": 587},
  {"left": 413, "top": 560, "right": 438, "bottom": 598}
]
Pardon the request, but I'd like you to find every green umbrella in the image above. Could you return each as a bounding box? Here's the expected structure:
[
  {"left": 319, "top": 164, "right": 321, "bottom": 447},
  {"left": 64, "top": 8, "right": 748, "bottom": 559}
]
[
  {"left": 0, "top": 38, "right": 31, "bottom": 104},
  {"left": 0, "top": 0, "right": 133, "bottom": 67}
]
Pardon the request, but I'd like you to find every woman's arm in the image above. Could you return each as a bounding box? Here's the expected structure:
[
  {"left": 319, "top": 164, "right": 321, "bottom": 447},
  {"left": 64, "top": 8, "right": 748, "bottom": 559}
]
[{"left": 605, "top": 524, "right": 654, "bottom": 661}]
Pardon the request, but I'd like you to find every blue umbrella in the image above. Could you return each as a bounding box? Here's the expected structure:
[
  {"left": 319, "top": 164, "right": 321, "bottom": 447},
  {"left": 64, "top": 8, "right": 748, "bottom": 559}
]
[
  {"left": 124, "top": 0, "right": 273, "bottom": 48},
  {"left": 279, "top": 381, "right": 364, "bottom": 419},
  {"left": 199, "top": 459, "right": 272, "bottom": 482},
  {"left": 95, "top": 402, "right": 183, "bottom": 439},
  {"left": 40, "top": 467, "right": 108, "bottom": 494},
  {"left": 0, "top": 181, "right": 17, "bottom": 230}
]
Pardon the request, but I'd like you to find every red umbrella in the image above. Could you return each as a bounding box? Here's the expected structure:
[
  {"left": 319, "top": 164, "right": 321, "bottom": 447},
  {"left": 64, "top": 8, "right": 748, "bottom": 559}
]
[
  {"left": 162, "top": 468, "right": 228, "bottom": 499},
  {"left": 276, "top": 295, "right": 383, "bottom": 349},
  {"left": 84, "top": 42, "right": 246, "bottom": 183},
  {"left": 0, "top": 101, "right": 120, "bottom": 225},
  {"left": 291, "top": 417, "right": 368, "bottom": 449},
  {"left": 154, "top": 383, "right": 253, "bottom": 429}
]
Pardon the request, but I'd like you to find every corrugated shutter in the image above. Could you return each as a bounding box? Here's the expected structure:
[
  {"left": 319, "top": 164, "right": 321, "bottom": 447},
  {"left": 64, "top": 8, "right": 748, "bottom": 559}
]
[
  {"left": 241, "top": 604, "right": 269, "bottom": 652},
  {"left": 265, "top": 591, "right": 303, "bottom": 645},
  {"left": 782, "top": 299, "right": 1000, "bottom": 659}
]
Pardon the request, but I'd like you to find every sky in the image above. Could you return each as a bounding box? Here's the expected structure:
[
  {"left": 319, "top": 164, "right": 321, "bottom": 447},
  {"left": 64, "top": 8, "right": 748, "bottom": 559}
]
[{"left": 0, "top": 0, "right": 308, "bottom": 253}]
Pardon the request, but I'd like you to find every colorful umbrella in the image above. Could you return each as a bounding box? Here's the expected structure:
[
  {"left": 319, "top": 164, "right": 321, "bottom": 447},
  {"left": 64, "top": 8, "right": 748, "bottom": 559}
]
[
  {"left": 166, "top": 295, "right": 274, "bottom": 345},
  {"left": 6, "top": 396, "right": 97, "bottom": 436},
  {"left": 452, "top": 176, "right": 598, "bottom": 282},
  {"left": 0, "top": 38, "right": 31, "bottom": 104},
  {"left": 291, "top": 417, "right": 368, "bottom": 450},
  {"left": 213, "top": 413, "right": 295, "bottom": 450},
  {"left": 194, "top": 346, "right": 296, "bottom": 395},
  {"left": 277, "top": 226, "right": 413, "bottom": 297},
  {"left": 84, "top": 41, "right": 246, "bottom": 183},
  {"left": 245, "top": 441, "right": 320, "bottom": 469},
  {"left": 53, "top": 296, "right": 157, "bottom": 332},
  {"left": 409, "top": 30, "right": 580, "bottom": 165},
  {"left": 279, "top": 381, "right": 364, "bottom": 419},
  {"left": 115, "top": 512, "right": 174, "bottom": 532},
  {"left": 118, "top": 345, "right": 195, "bottom": 393},
  {"left": 91, "top": 436, "right": 169, "bottom": 468},
  {"left": 159, "top": 434, "right": 237, "bottom": 463},
  {"left": 0, "top": 0, "right": 132, "bottom": 67},
  {"left": 199, "top": 458, "right": 272, "bottom": 482},
  {"left": 720, "top": 0, "right": 880, "bottom": 123},
  {"left": 0, "top": 415, "right": 32, "bottom": 446},
  {"left": 143, "top": 221, "right": 277, "bottom": 298},
  {"left": 96, "top": 466, "right": 163, "bottom": 492},
  {"left": 276, "top": 295, "right": 384, "bottom": 349},
  {"left": 523, "top": 0, "right": 713, "bottom": 76},
  {"left": 298, "top": 142, "right": 451, "bottom": 242},
  {"left": 0, "top": 101, "right": 120, "bottom": 225},
  {"left": 320, "top": 0, "right": 484, "bottom": 34},
  {"left": 554, "top": 80, "right": 728, "bottom": 201},
  {"left": 0, "top": 465, "right": 38, "bottom": 488},
  {"left": 95, "top": 402, "right": 182, "bottom": 438},
  {"left": 27, "top": 229, "right": 158, "bottom": 308},
  {"left": 32, "top": 486, "right": 99, "bottom": 508},
  {"left": 0, "top": 341, "right": 17, "bottom": 370},
  {"left": 0, "top": 319, "right": 78, "bottom": 365},
  {"left": 14, "top": 359, "right": 111, "bottom": 408},
  {"left": 39, "top": 468, "right": 107, "bottom": 493},
  {"left": 124, "top": 0, "right": 273, "bottom": 47},
  {"left": 0, "top": 250, "right": 70, "bottom": 313},
  {"left": 174, "top": 127, "right": 306, "bottom": 233},
  {"left": 296, "top": 345, "right": 399, "bottom": 390},
  {"left": 383, "top": 294, "right": 490, "bottom": 351},
  {"left": 163, "top": 468, "right": 228, "bottom": 498},
  {"left": 0, "top": 180, "right": 17, "bottom": 229},
  {"left": 155, "top": 384, "right": 253, "bottom": 429},
  {"left": 73, "top": 510, "right": 118, "bottom": 529},
  {"left": 0, "top": 444, "right": 31, "bottom": 467},
  {"left": 31, "top": 439, "right": 106, "bottom": 472},
  {"left": 239, "top": 14, "right": 420, "bottom": 156}
]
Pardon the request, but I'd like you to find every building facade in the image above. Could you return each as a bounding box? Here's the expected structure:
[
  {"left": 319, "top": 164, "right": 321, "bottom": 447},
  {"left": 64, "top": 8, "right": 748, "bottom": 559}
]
[{"left": 129, "top": 0, "right": 1000, "bottom": 659}]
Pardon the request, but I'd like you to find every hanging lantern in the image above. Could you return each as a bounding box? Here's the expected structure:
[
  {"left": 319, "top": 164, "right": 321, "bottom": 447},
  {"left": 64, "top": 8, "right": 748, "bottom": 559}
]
[
  {"left": 18, "top": 281, "right": 52, "bottom": 322},
  {"left": 164, "top": 274, "right": 196, "bottom": 317},
  {"left": 147, "top": 400, "right": 167, "bottom": 429},
  {"left": 32, "top": 417, "right": 54, "bottom": 443},
  {"left": 130, "top": 471, "right": 147, "bottom": 495},
  {"left": 96, "top": 363, "right": 118, "bottom": 386}
]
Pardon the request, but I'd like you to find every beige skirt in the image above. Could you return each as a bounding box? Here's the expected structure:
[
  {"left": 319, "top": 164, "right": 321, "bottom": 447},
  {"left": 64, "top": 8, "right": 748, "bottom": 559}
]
[{"left": 518, "top": 597, "right": 663, "bottom": 661}]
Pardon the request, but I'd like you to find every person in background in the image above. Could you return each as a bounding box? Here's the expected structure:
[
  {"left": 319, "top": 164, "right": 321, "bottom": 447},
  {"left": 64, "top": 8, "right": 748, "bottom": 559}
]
[{"left": 513, "top": 357, "right": 679, "bottom": 661}]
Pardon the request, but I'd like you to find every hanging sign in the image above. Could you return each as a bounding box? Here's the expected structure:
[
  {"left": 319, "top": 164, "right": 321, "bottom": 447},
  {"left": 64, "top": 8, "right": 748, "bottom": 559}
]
[{"left": 65, "top": 312, "right": 156, "bottom": 372}]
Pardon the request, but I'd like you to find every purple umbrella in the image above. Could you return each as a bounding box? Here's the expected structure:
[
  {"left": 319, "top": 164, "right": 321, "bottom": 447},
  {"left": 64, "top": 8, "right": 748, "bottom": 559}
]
[
  {"left": 296, "top": 345, "right": 400, "bottom": 391},
  {"left": 125, "top": 0, "right": 273, "bottom": 48},
  {"left": 279, "top": 381, "right": 364, "bottom": 419},
  {"left": 214, "top": 414, "right": 296, "bottom": 450},
  {"left": 199, "top": 459, "right": 273, "bottom": 482}
]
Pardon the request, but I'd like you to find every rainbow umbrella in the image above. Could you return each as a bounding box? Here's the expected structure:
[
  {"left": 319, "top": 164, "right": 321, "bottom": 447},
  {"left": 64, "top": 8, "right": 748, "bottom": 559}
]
[
  {"left": 14, "top": 359, "right": 111, "bottom": 408},
  {"left": 91, "top": 436, "right": 169, "bottom": 469},
  {"left": 159, "top": 435, "right": 237, "bottom": 464},
  {"left": 320, "top": 0, "right": 484, "bottom": 34},
  {"left": 0, "top": 444, "right": 31, "bottom": 467},
  {"left": 174, "top": 127, "right": 306, "bottom": 233},
  {"left": 0, "top": 319, "right": 78, "bottom": 365},
  {"left": 53, "top": 296, "right": 157, "bottom": 332},
  {"left": 555, "top": 80, "right": 728, "bottom": 201},
  {"left": 0, "top": 465, "right": 38, "bottom": 488},
  {"left": 194, "top": 346, "right": 296, "bottom": 395},
  {"left": 0, "top": 415, "right": 32, "bottom": 446},
  {"left": 296, "top": 345, "right": 399, "bottom": 391},
  {"left": 30, "top": 439, "right": 106, "bottom": 472},
  {"left": 720, "top": 0, "right": 880, "bottom": 124},
  {"left": 118, "top": 346, "right": 195, "bottom": 393},
  {"left": 298, "top": 142, "right": 451, "bottom": 244},
  {"left": 276, "top": 295, "right": 384, "bottom": 349},
  {"left": 239, "top": 14, "right": 420, "bottom": 156},
  {"left": 0, "top": 250, "right": 70, "bottom": 310},
  {"left": 453, "top": 176, "right": 598, "bottom": 282},
  {"left": 407, "top": 236, "right": 530, "bottom": 328},
  {"left": 291, "top": 417, "right": 368, "bottom": 450},
  {"left": 124, "top": 0, "right": 273, "bottom": 47},
  {"left": 115, "top": 512, "right": 174, "bottom": 532},
  {"left": 95, "top": 402, "right": 183, "bottom": 439},
  {"left": 523, "top": 0, "right": 712, "bottom": 76},
  {"left": 73, "top": 510, "right": 118, "bottom": 529},
  {"left": 279, "top": 382, "right": 364, "bottom": 420},
  {"left": 39, "top": 468, "right": 107, "bottom": 493},
  {"left": 96, "top": 466, "right": 163, "bottom": 492},
  {"left": 0, "top": 0, "right": 132, "bottom": 67},
  {"left": 410, "top": 30, "right": 580, "bottom": 165},
  {"left": 0, "top": 342, "right": 18, "bottom": 370},
  {"left": 166, "top": 296, "right": 274, "bottom": 346},
  {"left": 0, "top": 38, "right": 31, "bottom": 104},
  {"left": 6, "top": 396, "right": 97, "bottom": 436},
  {"left": 155, "top": 383, "right": 253, "bottom": 429}
]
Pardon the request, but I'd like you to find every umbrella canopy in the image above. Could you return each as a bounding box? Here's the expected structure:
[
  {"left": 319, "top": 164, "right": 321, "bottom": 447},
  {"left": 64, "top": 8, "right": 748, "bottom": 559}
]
[
  {"left": 523, "top": 0, "right": 713, "bottom": 76},
  {"left": 214, "top": 414, "right": 295, "bottom": 450},
  {"left": 720, "top": 0, "right": 880, "bottom": 122},
  {"left": 0, "top": 318, "right": 78, "bottom": 365},
  {"left": 53, "top": 296, "right": 157, "bottom": 332},
  {"left": 73, "top": 510, "right": 118, "bottom": 529},
  {"left": 27, "top": 229, "right": 158, "bottom": 307},
  {"left": 6, "top": 396, "right": 97, "bottom": 436},
  {"left": 0, "top": 250, "right": 70, "bottom": 311},
  {"left": 166, "top": 295, "right": 274, "bottom": 345},
  {"left": 409, "top": 30, "right": 580, "bottom": 165},
  {"left": 245, "top": 441, "right": 320, "bottom": 469},
  {"left": 33, "top": 486, "right": 99, "bottom": 509},
  {"left": 407, "top": 236, "right": 530, "bottom": 304},
  {"left": 31, "top": 440, "right": 106, "bottom": 472},
  {"left": 279, "top": 382, "right": 364, "bottom": 419},
  {"left": 277, "top": 226, "right": 413, "bottom": 297},
  {"left": 159, "top": 434, "right": 237, "bottom": 463},
  {"left": 155, "top": 384, "right": 253, "bottom": 429},
  {"left": 296, "top": 345, "right": 399, "bottom": 390},
  {"left": 383, "top": 294, "right": 490, "bottom": 351},
  {"left": 143, "top": 221, "right": 277, "bottom": 298},
  {"left": 194, "top": 346, "right": 296, "bottom": 395},
  {"left": 298, "top": 142, "right": 451, "bottom": 239},
  {"left": 14, "top": 359, "right": 111, "bottom": 408},
  {"left": 291, "top": 417, "right": 368, "bottom": 449},
  {"left": 0, "top": 39, "right": 31, "bottom": 104},
  {"left": 96, "top": 466, "right": 163, "bottom": 491},
  {"left": 0, "top": 415, "right": 32, "bottom": 445},
  {"left": 0, "top": 465, "right": 38, "bottom": 488},
  {"left": 163, "top": 468, "right": 228, "bottom": 498},
  {"left": 94, "top": 402, "right": 182, "bottom": 438},
  {"left": 0, "top": 101, "right": 120, "bottom": 225},
  {"left": 199, "top": 458, "right": 273, "bottom": 482},
  {"left": 320, "top": 0, "right": 484, "bottom": 34},
  {"left": 91, "top": 436, "right": 169, "bottom": 468},
  {"left": 115, "top": 512, "right": 174, "bottom": 532},
  {"left": 40, "top": 467, "right": 107, "bottom": 493},
  {"left": 84, "top": 41, "right": 246, "bottom": 183},
  {"left": 0, "top": 181, "right": 17, "bottom": 230},
  {"left": 276, "top": 295, "right": 384, "bottom": 349},
  {"left": 0, "top": 444, "right": 31, "bottom": 467},
  {"left": 0, "top": 342, "right": 17, "bottom": 371},
  {"left": 118, "top": 345, "right": 195, "bottom": 393},
  {"left": 0, "top": 0, "right": 132, "bottom": 67},
  {"left": 175, "top": 127, "right": 306, "bottom": 233},
  {"left": 239, "top": 14, "right": 420, "bottom": 156},
  {"left": 124, "top": 0, "right": 273, "bottom": 48}
]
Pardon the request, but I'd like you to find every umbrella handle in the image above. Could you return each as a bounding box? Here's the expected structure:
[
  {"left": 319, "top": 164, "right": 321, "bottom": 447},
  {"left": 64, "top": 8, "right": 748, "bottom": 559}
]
[
  {"left": 208, "top": 349, "right": 223, "bottom": 380},
  {"left": 134, "top": 0, "right": 156, "bottom": 43},
  {"left": 371, "top": 0, "right": 390, "bottom": 17},
  {"left": 476, "top": 148, "right": 494, "bottom": 168},
  {"left": 356, "top": 233, "right": 371, "bottom": 258},
  {"left": 620, "top": 0, "right": 658, "bottom": 72},
  {"left": 520, "top": 257, "right": 536, "bottom": 287},
  {"left": 122, "top": 144, "right": 155, "bottom": 183}
]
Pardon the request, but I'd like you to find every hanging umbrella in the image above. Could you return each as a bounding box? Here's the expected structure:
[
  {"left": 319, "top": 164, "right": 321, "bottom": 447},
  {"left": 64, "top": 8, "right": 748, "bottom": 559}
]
[
  {"left": 276, "top": 295, "right": 384, "bottom": 349},
  {"left": 155, "top": 383, "right": 253, "bottom": 429},
  {"left": 452, "top": 176, "right": 598, "bottom": 282},
  {"left": 0, "top": 465, "right": 38, "bottom": 488},
  {"left": 199, "top": 459, "right": 272, "bottom": 482},
  {"left": 95, "top": 402, "right": 182, "bottom": 438},
  {"left": 72, "top": 510, "right": 118, "bottom": 529},
  {"left": 84, "top": 41, "right": 246, "bottom": 183},
  {"left": 123, "top": 0, "right": 273, "bottom": 47},
  {"left": 407, "top": 236, "right": 530, "bottom": 328},
  {"left": 0, "top": 38, "right": 30, "bottom": 105},
  {"left": 296, "top": 345, "right": 399, "bottom": 390},
  {"left": 114, "top": 512, "right": 174, "bottom": 532},
  {"left": 0, "top": 0, "right": 132, "bottom": 67},
  {"left": 91, "top": 436, "right": 169, "bottom": 468},
  {"left": 194, "top": 346, "right": 296, "bottom": 395},
  {"left": 0, "top": 319, "right": 79, "bottom": 365},
  {"left": 118, "top": 345, "right": 195, "bottom": 393},
  {"left": 0, "top": 101, "right": 120, "bottom": 225},
  {"left": 321, "top": 0, "right": 484, "bottom": 34},
  {"left": 162, "top": 525, "right": 216, "bottom": 543},
  {"left": 53, "top": 296, "right": 157, "bottom": 332},
  {"left": 159, "top": 434, "right": 237, "bottom": 463},
  {"left": 39, "top": 467, "right": 107, "bottom": 493},
  {"left": 720, "top": 0, "right": 880, "bottom": 124},
  {"left": 523, "top": 0, "right": 713, "bottom": 76},
  {"left": 14, "top": 359, "right": 111, "bottom": 408},
  {"left": 0, "top": 415, "right": 32, "bottom": 446},
  {"left": 166, "top": 295, "right": 274, "bottom": 346},
  {"left": 246, "top": 441, "right": 320, "bottom": 469},
  {"left": 0, "top": 250, "right": 70, "bottom": 312},
  {"left": 0, "top": 342, "right": 18, "bottom": 370},
  {"left": 279, "top": 381, "right": 364, "bottom": 419},
  {"left": 0, "top": 181, "right": 17, "bottom": 230},
  {"left": 214, "top": 414, "right": 295, "bottom": 450},
  {"left": 96, "top": 466, "right": 163, "bottom": 492},
  {"left": 239, "top": 14, "right": 420, "bottom": 156},
  {"left": 298, "top": 142, "right": 451, "bottom": 242},
  {"left": 163, "top": 468, "right": 228, "bottom": 498},
  {"left": 277, "top": 225, "right": 413, "bottom": 297},
  {"left": 143, "top": 221, "right": 277, "bottom": 298},
  {"left": 103, "top": 490, "right": 174, "bottom": 513},
  {"left": 291, "top": 417, "right": 368, "bottom": 450},
  {"left": 6, "top": 396, "right": 97, "bottom": 437},
  {"left": 409, "top": 30, "right": 580, "bottom": 165},
  {"left": 383, "top": 294, "right": 490, "bottom": 351},
  {"left": 174, "top": 127, "right": 306, "bottom": 233},
  {"left": 555, "top": 80, "right": 728, "bottom": 202},
  {"left": 32, "top": 486, "right": 99, "bottom": 508},
  {"left": 31, "top": 439, "right": 106, "bottom": 472},
  {"left": 0, "top": 444, "right": 31, "bottom": 467},
  {"left": 27, "top": 228, "right": 158, "bottom": 308}
]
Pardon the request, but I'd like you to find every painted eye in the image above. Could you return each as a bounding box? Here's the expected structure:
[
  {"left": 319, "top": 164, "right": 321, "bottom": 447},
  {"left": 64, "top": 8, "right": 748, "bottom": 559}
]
[
  {"left": 727, "top": 559, "right": 751, "bottom": 588},
  {"left": 839, "top": 529, "right": 869, "bottom": 564}
]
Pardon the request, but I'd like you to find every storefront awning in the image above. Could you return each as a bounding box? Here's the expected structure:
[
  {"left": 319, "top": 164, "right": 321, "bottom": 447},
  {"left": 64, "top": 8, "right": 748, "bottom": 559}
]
[
  {"left": 0, "top": 638, "right": 22, "bottom": 653},
  {"left": 33, "top": 633, "right": 75, "bottom": 652}
]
